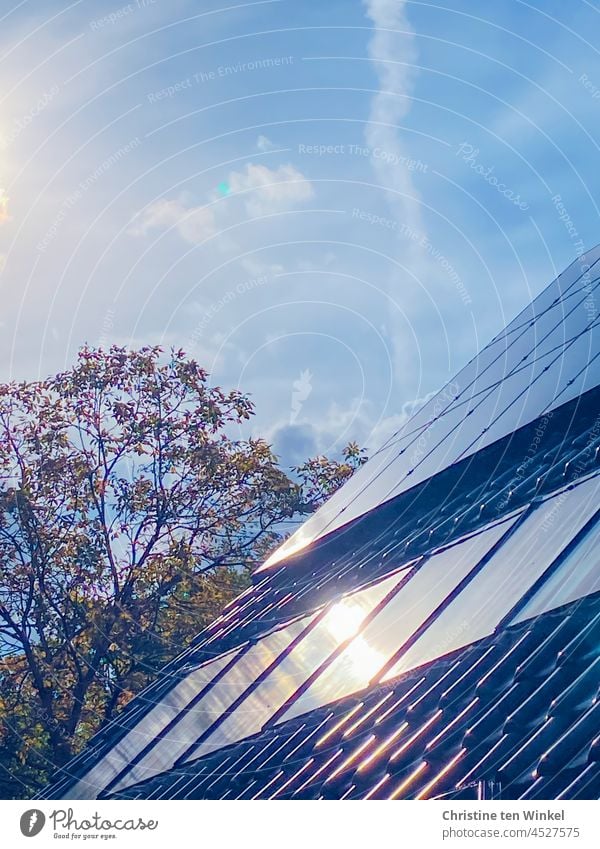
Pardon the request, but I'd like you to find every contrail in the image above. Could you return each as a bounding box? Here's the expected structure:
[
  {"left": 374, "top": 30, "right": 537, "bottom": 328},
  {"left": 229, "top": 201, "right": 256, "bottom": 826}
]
[{"left": 363, "top": 0, "right": 425, "bottom": 260}]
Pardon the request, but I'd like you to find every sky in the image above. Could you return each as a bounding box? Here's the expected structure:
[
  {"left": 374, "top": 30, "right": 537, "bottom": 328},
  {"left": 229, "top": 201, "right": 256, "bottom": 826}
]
[{"left": 1, "top": 0, "right": 599, "bottom": 468}]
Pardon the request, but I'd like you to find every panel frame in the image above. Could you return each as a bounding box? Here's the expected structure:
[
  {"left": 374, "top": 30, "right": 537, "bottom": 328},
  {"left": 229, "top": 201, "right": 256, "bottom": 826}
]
[
  {"left": 99, "top": 610, "right": 318, "bottom": 796},
  {"left": 371, "top": 510, "right": 527, "bottom": 683},
  {"left": 500, "top": 474, "right": 600, "bottom": 626},
  {"left": 379, "top": 473, "right": 600, "bottom": 683},
  {"left": 268, "top": 513, "right": 521, "bottom": 726},
  {"left": 173, "top": 563, "right": 411, "bottom": 767}
]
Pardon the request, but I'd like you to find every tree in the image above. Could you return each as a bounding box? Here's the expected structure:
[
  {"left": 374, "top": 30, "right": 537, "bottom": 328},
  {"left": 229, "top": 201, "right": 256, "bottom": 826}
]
[
  {"left": 293, "top": 441, "right": 368, "bottom": 510},
  {"left": 0, "top": 346, "right": 367, "bottom": 798}
]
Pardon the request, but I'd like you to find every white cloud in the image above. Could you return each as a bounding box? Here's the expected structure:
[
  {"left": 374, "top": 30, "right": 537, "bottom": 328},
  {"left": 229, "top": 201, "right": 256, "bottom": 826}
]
[
  {"left": 363, "top": 0, "right": 440, "bottom": 391},
  {"left": 256, "top": 134, "right": 277, "bottom": 152},
  {"left": 316, "top": 391, "right": 436, "bottom": 454},
  {"left": 129, "top": 163, "right": 313, "bottom": 247},
  {"left": 239, "top": 255, "right": 285, "bottom": 278},
  {"left": 228, "top": 162, "right": 314, "bottom": 217},
  {"left": 367, "top": 389, "right": 438, "bottom": 449},
  {"left": 129, "top": 196, "right": 216, "bottom": 244},
  {"left": 296, "top": 251, "right": 337, "bottom": 272},
  {"left": 261, "top": 386, "right": 440, "bottom": 467},
  {"left": 363, "top": 1, "right": 425, "bottom": 254}
]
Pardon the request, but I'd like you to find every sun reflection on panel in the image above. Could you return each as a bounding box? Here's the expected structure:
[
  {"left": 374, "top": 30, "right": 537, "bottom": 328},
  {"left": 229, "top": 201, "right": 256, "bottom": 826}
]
[
  {"left": 322, "top": 592, "right": 391, "bottom": 683},
  {"left": 325, "top": 599, "right": 370, "bottom": 642},
  {"left": 339, "top": 633, "right": 387, "bottom": 680}
]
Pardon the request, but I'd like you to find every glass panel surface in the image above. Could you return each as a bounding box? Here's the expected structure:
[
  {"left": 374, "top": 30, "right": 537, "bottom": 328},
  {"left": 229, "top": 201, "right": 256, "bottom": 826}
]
[
  {"left": 383, "top": 474, "right": 600, "bottom": 681},
  {"left": 512, "top": 511, "right": 600, "bottom": 624},
  {"left": 450, "top": 325, "right": 600, "bottom": 465},
  {"left": 497, "top": 272, "right": 600, "bottom": 353},
  {"left": 257, "top": 438, "right": 411, "bottom": 570},
  {"left": 262, "top": 250, "right": 600, "bottom": 569},
  {"left": 343, "top": 316, "right": 599, "bottom": 526},
  {"left": 380, "top": 271, "right": 600, "bottom": 460},
  {"left": 110, "top": 618, "right": 312, "bottom": 792},
  {"left": 65, "top": 648, "right": 241, "bottom": 799},
  {"left": 277, "top": 516, "right": 517, "bottom": 723},
  {"left": 491, "top": 249, "right": 600, "bottom": 342},
  {"left": 183, "top": 570, "right": 404, "bottom": 762},
  {"left": 541, "top": 331, "right": 600, "bottom": 415},
  {"left": 376, "top": 302, "right": 600, "bottom": 483}
]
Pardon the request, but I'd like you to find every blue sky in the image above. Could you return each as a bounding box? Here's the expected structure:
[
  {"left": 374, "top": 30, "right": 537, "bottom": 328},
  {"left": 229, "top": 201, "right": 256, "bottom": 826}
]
[{"left": 1, "top": 0, "right": 599, "bottom": 466}]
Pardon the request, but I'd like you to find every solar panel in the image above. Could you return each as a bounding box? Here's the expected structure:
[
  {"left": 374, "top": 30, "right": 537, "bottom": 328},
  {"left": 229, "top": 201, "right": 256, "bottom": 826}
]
[
  {"left": 262, "top": 249, "right": 600, "bottom": 570},
  {"left": 182, "top": 570, "right": 403, "bottom": 764},
  {"left": 110, "top": 617, "right": 312, "bottom": 792},
  {"left": 277, "top": 515, "right": 517, "bottom": 723},
  {"left": 512, "top": 512, "right": 600, "bottom": 624},
  {"left": 65, "top": 648, "right": 242, "bottom": 799},
  {"left": 382, "top": 473, "right": 600, "bottom": 680}
]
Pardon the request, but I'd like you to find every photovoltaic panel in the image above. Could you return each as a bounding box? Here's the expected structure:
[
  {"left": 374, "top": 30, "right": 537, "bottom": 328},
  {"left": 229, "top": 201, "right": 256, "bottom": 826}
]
[
  {"left": 110, "top": 617, "right": 312, "bottom": 792},
  {"left": 262, "top": 248, "right": 600, "bottom": 569},
  {"left": 512, "top": 511, "right": 600, "bottom": 624},
  {"left": 277, "top": 515, "right": 517, "bottom": 723},
  {"left": 65, "top": 647, "right": 242, "bottom": 800},
  {"left": 382, "top": 473, "right": 600, "bottom": 681},
  {"left": 183, "top": 569, "right": 404, "bottom": 763}
]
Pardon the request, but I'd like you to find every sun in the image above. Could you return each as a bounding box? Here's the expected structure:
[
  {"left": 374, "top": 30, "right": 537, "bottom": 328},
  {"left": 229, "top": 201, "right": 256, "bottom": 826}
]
[
  {"left": 0, "top": 189, "right": 9, "bottom": 223},
  {"left": 326, "top": 599, "right": 368, "bottom": 642},
  {"left": 325, "top": 599, "right": 387, "bottom": 680}
]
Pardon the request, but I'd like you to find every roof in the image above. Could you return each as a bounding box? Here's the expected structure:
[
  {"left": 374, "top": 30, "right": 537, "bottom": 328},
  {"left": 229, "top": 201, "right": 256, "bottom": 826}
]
[
  {"left": 112, "top": 592, "right": 600, "bottom": 801},
  {"left": 39, "top": 248, "right": 600, "bottom": 801}
]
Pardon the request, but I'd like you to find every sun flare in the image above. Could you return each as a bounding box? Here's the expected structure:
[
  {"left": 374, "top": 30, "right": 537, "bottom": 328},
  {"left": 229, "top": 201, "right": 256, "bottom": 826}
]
[{"left": 0, "top": 188, "right": 9, "bottom": 223}]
